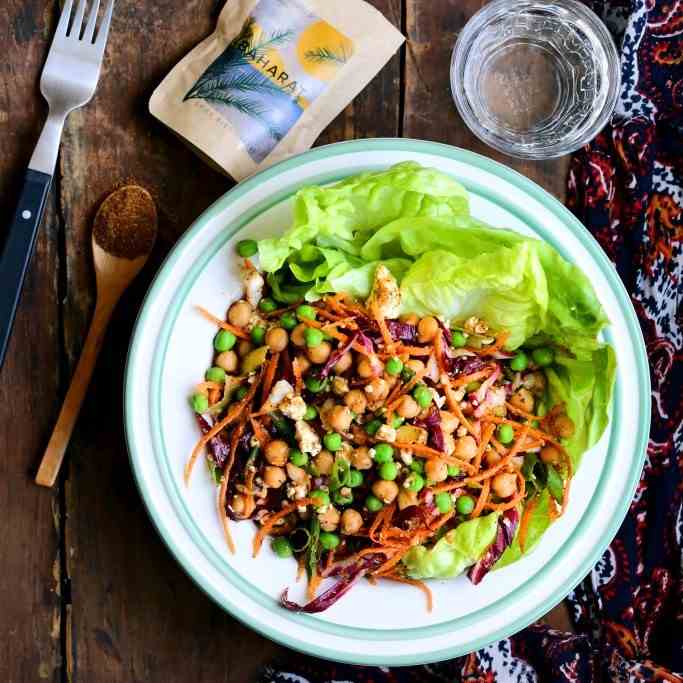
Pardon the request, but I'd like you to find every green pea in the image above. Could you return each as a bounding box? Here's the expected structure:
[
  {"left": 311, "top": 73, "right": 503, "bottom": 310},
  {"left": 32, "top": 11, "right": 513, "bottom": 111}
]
[
  {"left": 509, "top": 351, "right": 529, "bottom": 372},
  {"left": 304, "top": 327, "right": 324, "bottom": 348},
  {"left": 296, "top": 304, "right": 317, "bottom": 321},
  {"left": 348, "top": 470, "right": 364, "bottom": 488},
  {"left": 214, "top": 329, "right": 236, "bottom": 352},
  {"left": 206, "top": 366, "right": 226, "bottom": 383},
  {"left": 410, "top": 459, "right": 425, "bottom": 474},
  {"left": 311, "top": 490, "right": 330, "bottom": 508},
  {"left": 466, "top": 381, "right": 481, "bottom": 392},
  {"left": 400, "top": 367, "right": 416, "bottom": 383},
  {"left": 251, "top": 326, "right": 266, "bottom": 345},
  {"left": 532, "top": 347, "right": 554, "bottom": 367},
  {"left": 365, "top": 418, "right": 382, "bottom": 436},
  {"left": 451, "top": 330, "right": 467, "bottom": 348},
  {"left": 378, "top": 461, "right": 398, "bottom": 481},
  {"left": 305, "top": 375, "right": 327, "bottom": 393},
  {"left": 304, "top": 405, "right": 318, "bottom": 420},
  {"left": 405, "top": 473, "right": 425, "bottom": 492},
  {"left": 323, "top": 432, "right": 342, "bottom": 451},
  {"left": 319, "top": 531, "right": 340, "bottom": 550},
  {"left": 385, "top": 357, "right": 403, "bottom": 375},
  {"left": 234, "top": 386, "right": 248, "bottom": 401},
  {"left": 191, "top": 393, "right": 209, "bottom": 413},
  {"left": 236, "top": 239, "right": 258, "bottom": 258},
  {"left": 259, "top": 297, "right": 277, "bottom": 313},
  {"left": 447, "top": 465, "right": 460, "bottom": 477},
  {"left": 289, "top": 449, "right": 308, "bottom": 467},
  {"left": 391, "top": 416, "right": 404, "bottom": 429},
  {"left": 280, "top": 312, "right": 298, "bottom": 330},
  {"left": 333, "top": 490, "right": 353, "bottom": 506},
  {"left": 374, "top": 443, "right": 394, "bottom": 464},
  {"left": 497, "top": 423, "right": 515, "bottom": 444},
  {"left": 413, "top": 384, "right": 432, "bottom": 409},
  {"left": 456, "top": 494, "right": 475, "bottom": 515},
  {"left": 365, "top": 495, "right": 384, "bottom": 512},
  {"left": 271, "top": 536, "right": 293, "bottom": 558},
  {"left": 435, "top": 491, "right": 453, "bottom": 514}
]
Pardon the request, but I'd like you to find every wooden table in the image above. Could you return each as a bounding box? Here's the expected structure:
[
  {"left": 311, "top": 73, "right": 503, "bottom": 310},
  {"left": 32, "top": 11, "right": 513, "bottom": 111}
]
[{"left": 0, "top": 1, "right": 571, "bottom": 680}]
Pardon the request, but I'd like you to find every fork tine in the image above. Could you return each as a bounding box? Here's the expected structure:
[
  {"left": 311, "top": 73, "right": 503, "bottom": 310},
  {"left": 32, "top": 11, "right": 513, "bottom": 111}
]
[
  {"left": 82, "top": 0, "right": 101, "bottom": 43},
  {"left": 69, "top": 0, "right": 87, "bottom": 38},
  {"left": 55, "top": 0, "right": 75, "bottom": 36},
  {"left": 93, "top": 0, "right": 115, "bottom": 51}
]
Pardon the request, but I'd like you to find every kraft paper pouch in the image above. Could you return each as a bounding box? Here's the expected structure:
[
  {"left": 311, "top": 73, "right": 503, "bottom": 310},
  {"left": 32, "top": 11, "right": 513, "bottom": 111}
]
[{"left": 150, "top": 0, "right": 404, "bottom": 180}]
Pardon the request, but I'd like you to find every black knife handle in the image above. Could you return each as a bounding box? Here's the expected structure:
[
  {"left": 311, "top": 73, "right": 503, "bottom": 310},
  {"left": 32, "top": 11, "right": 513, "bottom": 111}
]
[{"left": 0, "top": 169, "right": 53, "bottom": 368}]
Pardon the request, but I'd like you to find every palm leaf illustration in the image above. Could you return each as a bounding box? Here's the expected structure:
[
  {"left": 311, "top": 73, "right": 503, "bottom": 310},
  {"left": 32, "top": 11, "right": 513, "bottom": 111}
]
[{"left": 304, "top": 44, "right": 350, "bottom": 65}]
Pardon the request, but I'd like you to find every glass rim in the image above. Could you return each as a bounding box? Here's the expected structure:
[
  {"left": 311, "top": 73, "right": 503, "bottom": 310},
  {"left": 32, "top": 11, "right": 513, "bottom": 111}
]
[{"left": 451, "top": 0, "right": 621, "bottom": 160}]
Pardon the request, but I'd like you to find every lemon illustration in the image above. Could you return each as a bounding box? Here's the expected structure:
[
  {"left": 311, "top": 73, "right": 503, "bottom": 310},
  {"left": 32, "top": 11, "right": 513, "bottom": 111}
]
[{"left": 297, "top": 21, "right": 354, "bottom": 81}]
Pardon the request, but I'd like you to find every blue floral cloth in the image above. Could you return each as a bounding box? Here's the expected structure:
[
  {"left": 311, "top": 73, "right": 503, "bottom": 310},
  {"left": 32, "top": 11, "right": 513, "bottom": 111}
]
[{"left": 260, "top": 1, "right": 683, "bottom": 679}]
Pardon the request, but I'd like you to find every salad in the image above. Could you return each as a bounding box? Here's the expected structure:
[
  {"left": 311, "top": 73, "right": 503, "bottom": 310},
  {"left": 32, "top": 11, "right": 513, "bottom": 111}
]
[{"left": 185, "top": 163, "right": 616, "bottom": 613}]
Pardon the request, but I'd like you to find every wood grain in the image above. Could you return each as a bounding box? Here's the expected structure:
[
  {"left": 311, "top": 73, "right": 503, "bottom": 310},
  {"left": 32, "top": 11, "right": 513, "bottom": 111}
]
[
  {"left": 57, "top": 1, "right": 404, "bottom": 680},
  {"left": 0, "top": 2, "right": 63, "bottom": 681}
]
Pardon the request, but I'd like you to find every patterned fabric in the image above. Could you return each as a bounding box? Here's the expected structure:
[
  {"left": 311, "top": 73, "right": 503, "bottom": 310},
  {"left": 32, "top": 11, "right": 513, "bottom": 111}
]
[{"left": 259, "top": 1, "right": 683, "bottom": 680}]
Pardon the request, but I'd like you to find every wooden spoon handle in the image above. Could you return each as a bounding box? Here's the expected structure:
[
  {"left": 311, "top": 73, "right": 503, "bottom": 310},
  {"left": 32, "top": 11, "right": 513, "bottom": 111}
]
[{"left": 36, "top": 303, "right": 114, "bottom": 487}]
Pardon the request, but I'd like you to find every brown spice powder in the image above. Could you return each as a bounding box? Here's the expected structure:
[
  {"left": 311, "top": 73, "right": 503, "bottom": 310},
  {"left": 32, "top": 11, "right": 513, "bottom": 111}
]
[{"left": 93, "top": 185, "right": 158, "bottom": 259}]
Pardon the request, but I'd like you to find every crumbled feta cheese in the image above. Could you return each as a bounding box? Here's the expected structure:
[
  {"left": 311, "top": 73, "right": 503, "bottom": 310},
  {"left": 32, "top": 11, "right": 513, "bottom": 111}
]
[
  {"left": 285, "top": 484, "right": 296, "bottom": 500},
  {"left": 366, "top": 264, "right": 401, "bottom": 319},
  {"left": 295, "top": 419, "right": 322, "bottom": 456},
  {"left": 443, "top": 433, "right": 456, "bottom": 456},
  {"left": 376, "top": 425, "right": 397, "bottom": 443},
  {"left": 331, "top": 376, "right": 349, "bottom": 396},
  {"left": 267, "top": 380, "right": 295, "bottom": 408},
  {"left": 241, "top": 263, "right": 264, "bottom": 307},
  {"left": 280, "top": 394, "right": 307, "bottom": 421},
  {"left": 399, "top": 449, "right": 413, "bottom": 465},
  {"left": 430, "top": 387, "right": 446, "bottom": 408}
]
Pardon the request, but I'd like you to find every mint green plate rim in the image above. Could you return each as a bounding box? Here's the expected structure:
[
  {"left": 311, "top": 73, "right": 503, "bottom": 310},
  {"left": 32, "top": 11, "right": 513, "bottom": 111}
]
[{"left": 124, "top": 138, "right": 650, "bottom": 665}]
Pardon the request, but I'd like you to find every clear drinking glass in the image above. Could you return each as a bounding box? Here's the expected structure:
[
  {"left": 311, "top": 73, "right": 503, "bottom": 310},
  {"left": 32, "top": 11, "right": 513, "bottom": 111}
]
[{"left": 451, "top": 0, "right": 621, "bottom": 159}]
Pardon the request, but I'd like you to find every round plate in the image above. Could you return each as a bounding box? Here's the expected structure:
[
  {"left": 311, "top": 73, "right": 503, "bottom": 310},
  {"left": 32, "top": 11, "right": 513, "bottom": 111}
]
[{"left": 125, "top": 139, "right": 649, "bottom": 665}]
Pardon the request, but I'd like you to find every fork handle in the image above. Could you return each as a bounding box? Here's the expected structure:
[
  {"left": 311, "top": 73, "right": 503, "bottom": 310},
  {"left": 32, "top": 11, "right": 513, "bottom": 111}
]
[{"left": 0, "top": 169, "right": 52, "bottom": 368}]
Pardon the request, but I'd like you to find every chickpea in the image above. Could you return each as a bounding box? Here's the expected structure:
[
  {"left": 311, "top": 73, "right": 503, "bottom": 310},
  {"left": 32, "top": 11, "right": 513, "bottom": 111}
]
[
  {"left": 492, "top": 472, "right": 517, "bottom": 498},
  {"left": 439, "top": 410, "right": 460, "bottom": 433},
  {"left": 453, "top": 435, "right": 478, "bottom": 460},
  {"left": 540, "top": 445, "right": 562, "bottom": 465},
  {"left": 291, "top": 323, "right": 307, "bottom": 347},
  {"left": 552, "top": 414, "right": 575, "bottom": 439},
  {"left": 231, "top": 494, "right": 247, "bottom": 516},
  {"left": 266, "top": 327, "right": 289, "bottom": 352},
  {"left": 208, "top": 387, "right": 222, "bottom": 405},
  {"left": 319, "top": 506, "right": 340, "bottom": 532},
  {"left": 216, "top": 350, "right": 238, "bottom": 373},
  {"left": 510, "top": 388, "right": 535, "bottom": 414},
  {"left": 237, "top": 339, "right": 254, "bottom": 357},
  {"left": 418, "top": 316, "right": 439, "bottom": 343},
  {"left": 344, "top": 389, "right": 368, "bottom": 415},
  {"left": 264, "top": 439, "right": 289, "bottom": 466},
  {"left": 358, "top": 356, "right": 382, "bottom": 378},
  {"left": 396, "top": 395, "right": 420, "bottom": 419},
  {"left": 340, "top": 508, "right": 363, "bottom": 535},
  {"left": 314, "top": 450, "right": 334, "bottom": 475},
  {"left": 510, "top": 455, "right": 524, "bottom": 471},
  {"left": 307, "top": 341, "right": 332, "bottom": 364},
  {"left": 485, "top": 448, "right": 502, "bottom": 467},
  {"left": 263, "top": 465, "right": 286, "bottom": 488},
  {"left": 228, "top": 300, "right": 252, "bottom": 327},
  {"left": 328, "top": 405, "right": 353, "bottom": 432},
  {"left": 286, "top": 462, "right": 307, "bottom": 483},
  {"left": 400, "top": 313, "right": 419, "bottom": 326},
  {"left": 334, "top": 351, "right": 353, "bottom": 374},
  {"left": 524, "top": 371, "right": 547, "bottom": 396},
  {"left": 443, "top": 433, "right": 456, "bottom": 456},
  {"left": 372, "top": 479, "right": 399, "bottom": 504},
  {"left": 405, "top": 358, "right": 425, "bottom": 374},
  {"left": 295, "top": 354, "right": 311, "bottom": 373},
  {"left": 425, "top": 458, "right": 448, "bottom": 483},
  {"left": 398, "top": 489, "right": 419, "bottom": 510},
  {"left": 351, "top": 446, "right": 373, "bottom": 470},
  {"left": 365, "top": 377, "right": 390, "bottom": 403}
]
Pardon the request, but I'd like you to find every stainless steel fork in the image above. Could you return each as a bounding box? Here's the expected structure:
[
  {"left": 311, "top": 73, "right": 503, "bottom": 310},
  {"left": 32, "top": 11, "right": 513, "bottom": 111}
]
[{"left": 0, "top": 0, "right": 115, "bottom": 368}]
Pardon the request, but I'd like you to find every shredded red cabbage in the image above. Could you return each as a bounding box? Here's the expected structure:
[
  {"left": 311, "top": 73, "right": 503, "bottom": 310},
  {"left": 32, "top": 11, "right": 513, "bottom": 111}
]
[
  {"left": 467, "top": 508, "right": 520, "bottom": 585},
  {"left": 415, "top": 406, "right": 445, "bottom": 453},
  {"left": 435, "top": 318, "right": 453, "bottom": 346},
  {"left": 281, "top": 555, "right": 384, "bottom": 613},
  {"left": 447, "top": 355, "right": 487, "bottom": 377},
  {"left": 356, "top": 330, "right": 376, "bottom": 355},
  {"left": 386, "top": 320, "right": 419, "bottom": 343},
  {"left": 320, "top": 333, "right": 358, "bottom": 378},
  {"left": 196, "top": 415, "right": 230, "bottom": 468}
]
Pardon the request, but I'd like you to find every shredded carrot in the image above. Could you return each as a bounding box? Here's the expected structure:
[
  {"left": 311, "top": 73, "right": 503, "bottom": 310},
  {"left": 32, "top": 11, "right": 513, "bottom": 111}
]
[
  {"left": 394, "top": 442, "right": 476, "bottom": 474},
  {"left": 307, "top": 572, "right": 322, "bottom": 601},
  {"left": 252, "top": 498, "right": 315, "bottom": 557},
  {"left": 451, "top": 367, "right": 494, "bottom": 388},
  {"left": 296, "top": 554, "right": 306, "bottom": 581},
  {"left": 217, "top": 471, "right": 236, "bottom": 555},
  {"left": 302, "top": 318, "right": 349, "bottom": 342},
  {"left": 386, "top": 368, "right": 427, "bottom": 412},
  {"left": 434, "top": 330, "right": 448, "bottom": 374},
  {"left": 477, "top": 330, "right": 510, "bottom": 356},
  {"left": 426, "top": 510, "right": 455, "bottom": 535},
  {"left": 249, "top": 416, "right": 270, "bottom": 447},
  {"left": 292, "top": 356, "right": 303, "bottom": 394},
  {"left": 371, "top": 302, "right": 395, "bottom": 351},
  {"left": 325, "top": 549, "right": 335, "bottom": 572},
  {"left": 484, "top": 415, "right": 565, "bottom": 450},
  {"left": 474, "top": 423, "right": 495, "bottom": 471},
  {"left": 484, "top": 472, "right": 526, "bottom": 511},
  {"left": 400, "top": 346, "right": 432, "bottom": 356},
  {"left": 196, "top": 306, "right": 249, "bottom": 339},
  {"left": 260, "top": 351, "right": 280, "bottom": 407},
  {"left": 373, "top": 548, "right": 410, "bottom": 576},
  {"left": 471, "top": 479, "right": 490, "bottom": 518},
  {"left": 382, "top": 574, "right": 433, "bottom": 612},
  {"left": 518, "top": 495, "right": 539, "bottom": 552},
  {"left": 369, "top": 503, "right": 395, "bottom": 543},
  {"left": 441, "top": 379, "right": 475, "bottom": 435},
  {"left": 196, "top": 381, "right": 223, "bottom": 394},
  {"left": 505, "top": 402, "right": 544, "bottom": 422}
]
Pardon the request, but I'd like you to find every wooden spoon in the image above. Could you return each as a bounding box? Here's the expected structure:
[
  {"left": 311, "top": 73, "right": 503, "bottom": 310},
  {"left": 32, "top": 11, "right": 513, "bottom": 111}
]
[{"left": 36, "top": 185, "right": 157, "bottom": 487}]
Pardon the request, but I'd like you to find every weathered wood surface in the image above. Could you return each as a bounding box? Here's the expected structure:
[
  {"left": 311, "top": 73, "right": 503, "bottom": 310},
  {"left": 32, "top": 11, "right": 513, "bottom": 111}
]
[{"left": 0, "top": 0, "right": 571, "bottom": 681}]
